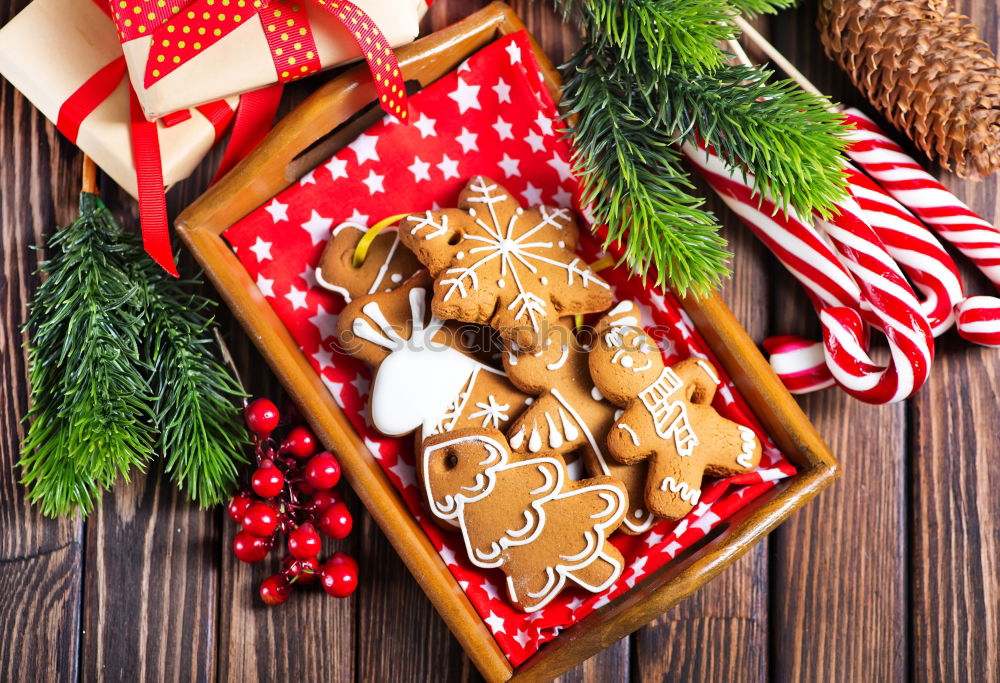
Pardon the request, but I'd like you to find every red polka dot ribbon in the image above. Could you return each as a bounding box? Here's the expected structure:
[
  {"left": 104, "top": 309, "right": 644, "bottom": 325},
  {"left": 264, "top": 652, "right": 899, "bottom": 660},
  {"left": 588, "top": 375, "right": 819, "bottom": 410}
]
[{"left": 109, "top": 0, "right": 409, "bottom": 120}]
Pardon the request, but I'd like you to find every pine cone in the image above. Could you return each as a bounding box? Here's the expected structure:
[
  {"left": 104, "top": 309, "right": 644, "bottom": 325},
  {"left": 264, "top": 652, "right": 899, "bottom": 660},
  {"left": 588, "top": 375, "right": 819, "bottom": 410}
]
[{"left": 818, "top": 0, "right": 1000, "bottom": 177}]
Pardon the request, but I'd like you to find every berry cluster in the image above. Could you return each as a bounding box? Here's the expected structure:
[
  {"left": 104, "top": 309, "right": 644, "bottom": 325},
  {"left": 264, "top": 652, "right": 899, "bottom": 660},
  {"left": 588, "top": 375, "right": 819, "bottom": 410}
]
[{"left": 228, "top": 398, "right": 358, "bottom": 605}]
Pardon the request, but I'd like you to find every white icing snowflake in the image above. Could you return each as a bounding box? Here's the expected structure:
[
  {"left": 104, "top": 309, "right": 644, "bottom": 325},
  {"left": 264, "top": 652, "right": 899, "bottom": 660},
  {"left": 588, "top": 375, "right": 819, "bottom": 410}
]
[{"left": 468, "top": 394, "right": 511, "bottom": 429}]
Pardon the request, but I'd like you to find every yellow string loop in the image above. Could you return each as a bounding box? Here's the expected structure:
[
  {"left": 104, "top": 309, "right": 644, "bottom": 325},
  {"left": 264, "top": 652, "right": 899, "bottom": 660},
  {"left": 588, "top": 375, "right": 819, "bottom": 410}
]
[{"left": 352, "top": 213, "right": 411, "bottom": 268}]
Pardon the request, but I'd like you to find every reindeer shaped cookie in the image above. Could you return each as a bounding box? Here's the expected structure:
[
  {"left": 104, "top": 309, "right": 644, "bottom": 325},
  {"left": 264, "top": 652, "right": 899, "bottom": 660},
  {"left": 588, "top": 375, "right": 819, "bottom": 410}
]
[
  {"left": 316, "top": 223, "right": 421, "bottom": 302},
  {"left": 421, "top": 428, "right": 628, "bottom": 612},
  {"left": 398, "top": 176, "right": 614, "bottom": 352},
  {"left": 335, "top": 272, "right": 529, "bottom": 438},
  {"left": 590, "top": 302, "right": 762, "bottom": 520},
  {"left": 502, "top": 319, "right": 656, "bottom": 534}
]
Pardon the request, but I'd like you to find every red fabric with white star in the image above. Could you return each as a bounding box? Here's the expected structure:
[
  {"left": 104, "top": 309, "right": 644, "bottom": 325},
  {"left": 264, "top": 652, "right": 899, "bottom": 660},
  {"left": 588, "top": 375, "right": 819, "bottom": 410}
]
[{"left": 224, "top": 31, "right": 797, "bottom": 666}]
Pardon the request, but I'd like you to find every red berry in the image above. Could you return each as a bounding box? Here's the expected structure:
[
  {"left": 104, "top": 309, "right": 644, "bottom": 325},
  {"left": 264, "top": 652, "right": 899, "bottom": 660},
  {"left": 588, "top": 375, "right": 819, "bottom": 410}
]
[
  {"left": 251, "top": 460, "right": 285, "bottom": 498},
  {"left": 281, "top": 426, "right": 317, "bottom": 459},
  {"left": 309, "top": 489, "right": 340, "bottom": 515},
  {"left": 259, "top": 574, "right": 291, "bottom": 606},
  {"left": 227, "top": 493, "right": 253, "bottom": 523},
  {"left": 245, "top": 398, "right": 280, "bottom": 435},
  {"left": 319, "top": 502, "right": 353, "bottom": 539},
  {"left": 283, "top": 556, "right": 320, "bottom": 585},
  {"left": 241, "top": 501, "right": 279, "bottom": 537},
  {"left": 321, "top": 552, "right": 358, "bottom": 597},
  {"left": 304, "top": 452, "right": 341, "bottom": 490},
  {"left": 287, "top": 523, "right": 322, "bottom": 560},
  {"left": 233, "top": 531, "right": 270, "bottom": 563}
]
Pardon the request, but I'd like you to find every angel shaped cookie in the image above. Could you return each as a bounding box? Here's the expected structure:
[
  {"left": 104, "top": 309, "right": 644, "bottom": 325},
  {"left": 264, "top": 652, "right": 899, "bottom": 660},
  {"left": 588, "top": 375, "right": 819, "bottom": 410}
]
[
  {"left": 502, "top": 319, "right": 656, "bottom": 534},
  {"left": 335, "top": 272, "right": 529, "bottom": 438},
  {"left": 398, "top": 176, "right": 614, "bottom": 352},
  {"left": 316, "top": 222, "right": 422, "bottom": 302},
  {"left": 589, "top": 302, "right": 762, "bottom": 520},
  {"left": 420, "top": 428, "right": 627, "bottom": 612}
]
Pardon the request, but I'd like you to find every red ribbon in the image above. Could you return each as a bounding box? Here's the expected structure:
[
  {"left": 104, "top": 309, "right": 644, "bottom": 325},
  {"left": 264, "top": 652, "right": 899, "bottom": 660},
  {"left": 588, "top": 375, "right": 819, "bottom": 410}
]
[
  {"left": 129, "top": 89, "right": 177, "bottom": 276},
  {"left": 211, "top": 84, "right": 284, "bottom": 184},
  {"left": 55, "top": 57, "right": 127, "bottom": 144},
  {"left": 111, "top": 0, "right": 409, "bottom": 121}
]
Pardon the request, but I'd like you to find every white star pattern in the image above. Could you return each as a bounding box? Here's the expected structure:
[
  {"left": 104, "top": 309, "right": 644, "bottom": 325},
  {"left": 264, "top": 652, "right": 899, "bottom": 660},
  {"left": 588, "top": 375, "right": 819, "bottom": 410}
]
[
  {"left": 438, "top": 544, "right": 458, "bottom": 566},
  {"left": 362, "top": 169, "right": 385, "bottom": 194},
  {"left": 497, "top": 153, "right": 521, "bottom": 177},
  {"left": 413, "top": 112, "right": 437, "bottom": 138},
  {"left": 301, "top": 210, "right": 333, "bottom": 246},
  {"left": 664, "top": 540, "right": 683, "bottom": 558},
  {"left": 492, "top": 116, "right": 513, "bottom": 141},
  {"left": 389, "top": 459, "right": 417, "bottom": 488},
  {"left": 534, "top": 111, "right": 554, "bottom": 136},
  {"left": 528, "top": 609, "right": 548, "bottom": 622},
  {"left": 299, "top": 169, "right": 317, "bottom": 186},
  {"left": 313, "top": 347, "right": 334, "bottom": 370},
  {"left": 249, "top": 237, "right": 272, "bottom": 262},
  {"left": 690, "top": 509, "right": 721, "bottom": 534},
  {"left": 492, "top": 77, "right": 511, "bottom": 103},
  {"left": 524, "top": 130, "right": 545, "bottom": 153},
  {"left": 309, "top": 304, "right": 339, "bottom": 341},
  {"left": 481, "top": 579, "right": 502, "bottom": 602},
  {"left": 484, "top": 611, "right": 506, "bottom": 634},
  {"left": 408, "top": 156, "right": 431, "bottom": 182},
  {"left": 552, "top": 187, "right": 572, "bottom": 208},
  {"left": 285, "top": 285, "right": 307, "bottom": 310},
  {"left": 436, "top": 154, "right": 460, "bottom": 180},
  {"left": 644, "top": 531, "right": 664, "bottom": 548},
  {"left": 300, "top": 264, "right": 318, "bottom": 289},
  {"left": 513, "top": 630, "right": 531, "bottom": 648},
  {"left": 256, "top": 274, "right": 275, "bottom": 297},
  {"left": 547, "top": 153, "right": 573, "bottom": 181},
  {"left": 320, "top": 376, "right": 344, "bottom": 405},
  {"left": 448, "top": 77, "right": 481, "bottom": 114},
  {"left": 264, "top": 199, "right": 288, "bottom": 223},
  {"left": 455, "top": 127, "right": 479, "bottom": 154},
  {"left": 521, "top": 182, "right": 543, "bottom": 206},
  {"left": 625, "top": 556, "right": 648, "bottom": 588},
  {"left": 325, "top": 156, "right": 348, "bottom": 179},
  {"left": 347, "top": 133, "right": 380, "bottom": 165},
  {"left": 505, "top": 41, "right": 522, "bottom": 65},
  {"left": 351, "top": 374, "right": 370, "bottom": 396},
  {"left": 346, "top": 208, "right": 370, "bottom": 228},
  {"left": 566, "top": 597, "right": 585, "bottom": 612}
]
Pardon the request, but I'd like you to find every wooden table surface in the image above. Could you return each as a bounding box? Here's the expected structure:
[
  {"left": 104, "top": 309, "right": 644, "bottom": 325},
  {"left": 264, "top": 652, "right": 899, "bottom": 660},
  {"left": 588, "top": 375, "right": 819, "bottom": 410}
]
[{"left": 2, "top": 1, "right": 998, "bottom": 681}]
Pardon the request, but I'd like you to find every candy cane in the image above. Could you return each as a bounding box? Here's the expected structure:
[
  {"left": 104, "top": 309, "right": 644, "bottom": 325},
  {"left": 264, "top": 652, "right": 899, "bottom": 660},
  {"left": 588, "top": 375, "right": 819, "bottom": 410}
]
[
  {"left": 683, "top": 143, "right": 935, "bottom": 403},
  {"left": 762, "top": 336, "right": 832, "bottom": 394},
  {"left": 846, "top": 168, "right": 964, "bottom": 337},
  {"left": 955, "top": 297, "right": 1000, "bottom": 348}
]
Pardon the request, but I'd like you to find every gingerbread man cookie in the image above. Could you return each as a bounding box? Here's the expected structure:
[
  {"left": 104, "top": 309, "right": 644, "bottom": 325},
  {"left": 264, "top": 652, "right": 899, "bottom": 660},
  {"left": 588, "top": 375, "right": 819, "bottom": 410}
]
[
  {"left": 420, "top": 428, "right": 628, "bottom": 612},
  {"left": 589, "top": 301, "right": 762, "bottom": 520},
  {"left": 316, "top": 222, "right": 422, "bottom": 302},
  {"left": 502, "top": 319, "right": 655, "bottom": 534},
  {"left": 398, "top": 176, "right": 614, "bottom": 352},
  {"left": 335, "top": 272, "right": 530, "bottom": 438}
]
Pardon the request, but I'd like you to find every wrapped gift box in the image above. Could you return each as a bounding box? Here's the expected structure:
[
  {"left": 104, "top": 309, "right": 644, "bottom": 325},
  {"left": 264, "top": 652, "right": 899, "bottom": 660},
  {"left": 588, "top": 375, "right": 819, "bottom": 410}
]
[
  {"left": 113, "top": 0, "right": 430, "bottom": 120},
  {"left": 0, "top": 0, "right": 237, "bottom": 198},
  {"left": 177, "top": 5, "right": 839, "bottom": 680}
]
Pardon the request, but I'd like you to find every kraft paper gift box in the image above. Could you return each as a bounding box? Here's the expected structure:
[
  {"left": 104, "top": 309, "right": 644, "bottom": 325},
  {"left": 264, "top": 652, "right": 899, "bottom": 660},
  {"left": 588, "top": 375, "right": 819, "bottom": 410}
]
[
  {"left": 113, "top": 0, "right": 430, "bottom": 120},
  {"left": 0, "top": 0, "right": 240, "bottom": 199}
]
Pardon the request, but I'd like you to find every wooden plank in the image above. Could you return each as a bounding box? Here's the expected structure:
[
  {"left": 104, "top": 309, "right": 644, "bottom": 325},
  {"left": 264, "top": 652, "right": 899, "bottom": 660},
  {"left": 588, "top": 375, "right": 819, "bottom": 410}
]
[
  {"left": 910, "top": 7, "right": 999, "bottom": 679},
  {"left": 764, "top": 7, "right": 908, "bottom": 682},
  {"left": 0, "top": 1, "right": 85, "bottom": 676}
]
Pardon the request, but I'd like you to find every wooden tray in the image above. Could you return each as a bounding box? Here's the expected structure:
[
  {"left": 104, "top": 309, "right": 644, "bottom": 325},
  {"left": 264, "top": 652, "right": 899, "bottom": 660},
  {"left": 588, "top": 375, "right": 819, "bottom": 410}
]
[{"left": 176, "top": 4, "right": 839, "bottom": 680}]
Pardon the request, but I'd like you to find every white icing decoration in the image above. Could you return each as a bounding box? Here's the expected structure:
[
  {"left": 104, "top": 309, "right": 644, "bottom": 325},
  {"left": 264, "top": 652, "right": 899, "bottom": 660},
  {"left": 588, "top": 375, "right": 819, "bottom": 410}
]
[
  {"left": 545, "top": 412, "right": 563, "bottom": 448},
  {"left": 540, "top": 276, "right": 548, "bottom": 285},
  {"left": 456, "top": 251, "right": 465, "bottom": 260},
  {"left": 737, "top": 426, "right": 757, "bottom": 468},
  {"left": 617, "top": 423, "right": 640, "bottom": 446},
  {"left": 468, "top": 395, "right": 512, "bottom": 429},
  {"left": 528, "top": 422, "right": 543, "bottom": 452},
  {"left": 525, "top": 397, "right": 533, "bottom": 405},
  {"left": 591, "top": 386, "right": 604, "bottom": 401},
  {"left": 608, "top": 301, "right": 634, "bottom": 316},
  {"left": 558, "top": 408, "right": 579, "bottom": 441},
  {"left": 421, "top": 434, "right": 626, "bottom": 612},
  {"left": 408, "top": 211, "right": 450, "bottom": 240},
  {"left": 429, "top": 178, "right": 608, "bottom": 335},
  {"left": 390, "top": 273, "right": 403, "bottom": 283},
  {"left": 546, "top": 345, "right": 569, "bottom": 371},
  {"left": 696, "top": 359, "right": 721, "bottom": 385},
  {"left": 659, "top": 476, "right": 701, "bottom": 505},
  {"left": 620, "top": 355, "right": 634, "bottom": 368},
  {"left": 638, "top": 368, "right": 699, "bottom": 457},
  {"left": 509, "top": 426, "right": 526, "bottom": 449}
]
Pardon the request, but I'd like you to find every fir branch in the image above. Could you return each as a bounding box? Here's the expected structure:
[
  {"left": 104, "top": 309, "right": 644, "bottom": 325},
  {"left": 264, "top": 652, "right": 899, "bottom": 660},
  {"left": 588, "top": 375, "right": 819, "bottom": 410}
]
[
  {"left": 19, "top": 193, "right": 156, "bottom": 517},
  {"left": 131, "top": 251, "right": 248, "bottom": 508},
  {"left": 726, "top": 0, "right": 798, "bottom": 18},
  {"left": 564, "top": 52, "right": 731, "bottom": 294}
]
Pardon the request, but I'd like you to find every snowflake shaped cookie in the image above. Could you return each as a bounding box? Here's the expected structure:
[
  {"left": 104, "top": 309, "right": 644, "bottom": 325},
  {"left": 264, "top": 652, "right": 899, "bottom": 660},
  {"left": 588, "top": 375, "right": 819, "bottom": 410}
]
[{"left": 399, "top": 176, "right": 613, "bottom": 352}]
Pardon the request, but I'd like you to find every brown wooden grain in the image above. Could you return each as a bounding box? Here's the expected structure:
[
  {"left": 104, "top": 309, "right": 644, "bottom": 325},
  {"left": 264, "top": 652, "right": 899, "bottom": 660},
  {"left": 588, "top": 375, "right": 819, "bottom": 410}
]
[{"left": 2, "top": 0, "right": 999, "bottom": 681}]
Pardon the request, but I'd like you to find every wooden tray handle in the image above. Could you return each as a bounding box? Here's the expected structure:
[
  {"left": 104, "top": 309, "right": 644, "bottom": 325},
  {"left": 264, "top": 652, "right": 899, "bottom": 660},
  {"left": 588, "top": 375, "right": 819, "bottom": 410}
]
[{"left": 177, "top": 2, "right": 555, "bottom": 238}]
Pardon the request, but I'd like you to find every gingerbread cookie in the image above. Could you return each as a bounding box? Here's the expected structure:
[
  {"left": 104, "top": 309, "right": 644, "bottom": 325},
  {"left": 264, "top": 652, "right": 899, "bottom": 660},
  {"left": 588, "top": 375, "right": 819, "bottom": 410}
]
[
  {"left": 420, "top": 428, "right": 627, "bottom": 612},
  {"left": 398, "top": 176, "right": 614, "bottom": 353},
  {"left": 589, "top": 301, "right": 762, "bottom": 520},
  {"left": 335, "top": 272, "right": 530, "bottom": 438},
  {"left": 502, "top": 319, "right": 655, "bottom": 534},
  {"left": 316, "top": 222, "right": 422, "bottom": 302}
]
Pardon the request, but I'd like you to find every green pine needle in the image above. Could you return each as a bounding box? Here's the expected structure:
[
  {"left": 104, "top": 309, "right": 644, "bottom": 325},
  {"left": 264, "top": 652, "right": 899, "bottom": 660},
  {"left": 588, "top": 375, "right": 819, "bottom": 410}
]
[
  {"left": 132, "top": 255, "right": 248, "bottom": 508},
  {"left": 19, "top": 193, "right": 156, "bottom": 517},
  {"left": 551, "top": 0, "right": 849, "bottom": 295}
]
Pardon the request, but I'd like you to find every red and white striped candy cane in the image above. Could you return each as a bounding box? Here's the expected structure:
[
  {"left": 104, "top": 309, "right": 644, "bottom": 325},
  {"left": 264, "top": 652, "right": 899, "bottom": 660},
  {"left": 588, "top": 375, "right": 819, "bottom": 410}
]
[
  {"left": 955, "top": 297, "right": 1000, "bottom": 347},
  {"left": 846, "top": 167, "right": 964, "bottom": 337},
  {"left": 762, "top": 336, "right": 832, "bottom": 394}
]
